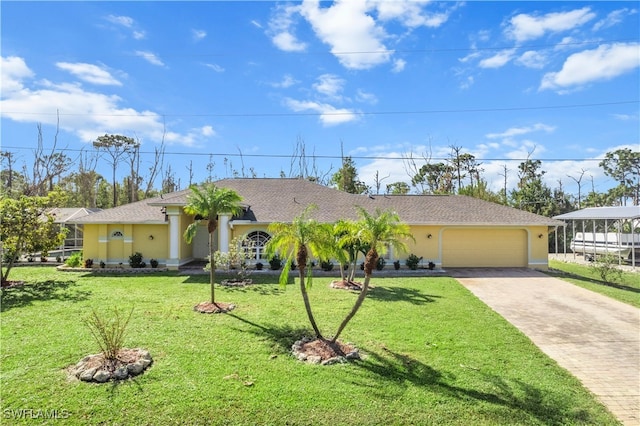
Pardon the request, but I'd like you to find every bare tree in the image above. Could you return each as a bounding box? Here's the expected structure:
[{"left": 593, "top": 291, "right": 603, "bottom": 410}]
[
  {"left": 26, "top": 119, "right": 72, "bottom": 196},
  {"left": 567, "top": 168, "right": 586, "bottom": 209},
  {"left": 372, "top": 170, "right": 390, "bottom": 195}
]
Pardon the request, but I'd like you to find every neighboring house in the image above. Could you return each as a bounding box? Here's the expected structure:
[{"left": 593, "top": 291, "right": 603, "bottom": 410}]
[
  {"left": 48, "top": 207, "right": 102, "bottom": 257},
  {"left": 69, "top": 178, "right": 562, "bottom": 270}
]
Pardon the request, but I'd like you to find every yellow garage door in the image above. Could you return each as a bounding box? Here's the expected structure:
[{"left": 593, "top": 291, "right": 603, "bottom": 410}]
[{"left": 442, "top": 228, "right": 528, "bottom": 267}]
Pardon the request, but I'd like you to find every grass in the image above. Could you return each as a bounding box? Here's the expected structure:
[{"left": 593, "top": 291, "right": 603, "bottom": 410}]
[
  {"left": 1, "top": 266, "right": 621, "bottom": 425},
  {"left": 548, "top": 258, "right": 640, "bottom": 308}
]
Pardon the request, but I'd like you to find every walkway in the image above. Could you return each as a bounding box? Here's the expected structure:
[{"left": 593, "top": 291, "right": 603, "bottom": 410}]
[{"left": 450, "top": 268, "right": 640, "bottom": 425}]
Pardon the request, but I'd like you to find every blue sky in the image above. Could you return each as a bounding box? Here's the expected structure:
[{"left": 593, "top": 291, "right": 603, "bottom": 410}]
[{"left": 1, "top": 1, "right": 639, "bottom": 197}]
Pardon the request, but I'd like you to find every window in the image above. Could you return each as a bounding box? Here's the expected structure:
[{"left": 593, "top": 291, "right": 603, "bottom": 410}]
[
  {"left": 244, "top": 231, "right": 271, "bottom": 260},
  {"left": 111, "top": 230, "right": 124, "bottom": 238}
]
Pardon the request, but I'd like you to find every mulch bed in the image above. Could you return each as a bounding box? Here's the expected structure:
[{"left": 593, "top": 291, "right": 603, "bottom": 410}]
[
  {"left": 194, "top": 301, "right": 236, "bottom": 313},
  {"left": 330, "top": 280, "right": 369, "bottom": 291},
  {"left": 1, "top": 280, "right": 25, "bottom": 289}
]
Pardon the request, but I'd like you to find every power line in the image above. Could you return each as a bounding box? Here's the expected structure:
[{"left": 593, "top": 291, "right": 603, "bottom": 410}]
[{"left": 3, "top": 100, "right": 637, "bottom": 118}]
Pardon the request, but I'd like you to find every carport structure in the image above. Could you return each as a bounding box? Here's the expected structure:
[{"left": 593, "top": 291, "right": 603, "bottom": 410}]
[{"left": 553, "top": 206, "right": 640, "bottom": 268}]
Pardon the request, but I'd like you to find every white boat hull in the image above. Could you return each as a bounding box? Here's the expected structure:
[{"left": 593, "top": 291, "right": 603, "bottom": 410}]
[{"left": 570, "top": 232, "right": 639, "bottom": 259}]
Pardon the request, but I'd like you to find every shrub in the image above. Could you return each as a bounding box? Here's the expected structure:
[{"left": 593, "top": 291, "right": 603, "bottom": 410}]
[
  {"left": 129, "top": 252, "right": 144, "bottom": 268},
  {"left": 393, "top": 260, "right": 401, "bottom": 270},
  {"left": 320, "top": 260, "right": 334, "bottom": 271},
  {"left": 376, "top": 257, "right": 386, "bottom": 271},
  {"left": 85, "top": 307, "right": 134, "bottom": 362},
  {"left": 150, "top": 259, "right": 159, "bottom": 268},
  {"left": 405, "top": 254, "right": 423, "bottom": 270},
  {"left": 83, "top": 258, "right": 94, "bottom": 268},
  {"left": 590, "top": 254, "right": 624, "bottom": 284},
  {"left": 100, "top": 261, "right": 106, "bottom": 269},
  {"left": 255, "top": 262, "right": 264, "bottom": 270},
  {"left": 65, "top": 251, "right": 83, "bottom": 268},
  {"left": 268, "top": 255, "right": 282, "bottom": 270}
]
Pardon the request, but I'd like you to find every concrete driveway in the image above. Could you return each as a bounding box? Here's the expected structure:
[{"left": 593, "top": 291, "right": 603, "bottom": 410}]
[{"left": 450, "top": 268, "right": 640, "bottom": 426}]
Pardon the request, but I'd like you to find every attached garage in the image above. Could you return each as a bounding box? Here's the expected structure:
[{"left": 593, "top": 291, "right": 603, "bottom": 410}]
[{"left": 441, "top": 228, "right": 528, "bottom": 268}]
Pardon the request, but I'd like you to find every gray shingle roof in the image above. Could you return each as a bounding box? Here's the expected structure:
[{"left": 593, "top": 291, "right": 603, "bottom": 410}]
[{"left": 71, "top": 178, "right": 562, "bottom": 226}]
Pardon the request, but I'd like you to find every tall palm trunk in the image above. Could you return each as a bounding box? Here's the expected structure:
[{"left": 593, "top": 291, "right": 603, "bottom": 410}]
[
  {"left": 208, "top": 220, "right": 218, "bottom": 304},
  {"left": 209, "top": 232, "right": 216, "bottom": 303},
  {"left": 332, "top": 248, "right": 377, "bottom": 343},
  {"left": 297, "top": 245, "right": 323, "bottom": 339}
]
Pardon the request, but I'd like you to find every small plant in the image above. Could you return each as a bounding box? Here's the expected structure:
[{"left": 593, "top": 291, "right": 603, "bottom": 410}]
[
  {"left": 65, "top": 251, "right": 83, "bottom": 267},
  {"left": 590, "top": 254, "right": 623, "bottom": 284},
  {"left": 129, "top": 252, "right": 144, "bottom": 268},
  {"left": 320, "top": 260, "right": 334, "bottom": 271},
  {"left": 268, "top": 255, "right": 282, "bottom": 270},
  {"left": 255, "top": 262, "right": 264, "bottom": 270},
  {"left": 100, "top": 261, "right": 106, "bottom": 269},
  {"left": 428, "top": 261, "right": 436, "bottom": 270},
  {"left": 85, "top": 307, "right": 134, "bottom": 364},
  {"left": 150, "top": 259, "right": 159, "bottom": 268},
  {"left": 405, "top": 254, "right": 423, "bottom": 270},
  {"left": 83, "top": 258, "right": 94, "bottom": 268},
  {"left": 393, "top": 260, "right": 401, "bottom": 270},
  {"left": 56, "top": 256, "right": 62, "bottom": 263},
  {"left": 376, "top": 257, "right": 386, "bottom": 271}
]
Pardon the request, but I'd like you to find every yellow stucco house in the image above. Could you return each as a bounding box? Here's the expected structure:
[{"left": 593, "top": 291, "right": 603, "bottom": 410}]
[{"left": 70, "top": 178, "right": 562, "bottom": 270}]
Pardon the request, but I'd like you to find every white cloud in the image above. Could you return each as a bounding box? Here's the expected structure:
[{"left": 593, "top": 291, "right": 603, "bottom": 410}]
[
  {"left": 479, "top": 49, "right": 516, "bottom": 69},
  {"left": 356, "top": 89, "right": 378, "bottom": 104},
  {"left": 284, "top": 98, "right": 359, "bottom": 126},
  {"left": 105, "top": 14, "right": 146, "bottom": 39},
  {"left": 505, "top": 7, "right": 596, "bottom": 42},
  {"left": 0, "top": 56, "right": 198, "bottom": 147},
  {"left": 392, "top": 58, "right": 406, "bottom": 73},
  {"left": 375, "top": 0, "right": 454, "bottom": 28},
  {"left": 251, "top": 20, "right": 262, "bottom": 29},
  {"left": 1, "top": 56, "right": 35, "bottom": 94},
  {"left": 540, "top": 42, "right": 640, "bottom": 91},
  {"left": 201, "top": 125, "right": 216, "bottom": 137},
  {"left": 300, "top": 0, "right": 392, "bottom": 70},
  {"left": 611, "top": 113, "right": 638, "bottom": 121},
  {"left": 268, "top": 3, "right": 308, "bottom": 52},
  {"left": 516, "top": 51, "right": 547, "bottom": 69},
  {"left": 192, "top": 29, "right": 207, "bottom": 41},
  {"left": 204, "top": 63, "right": 225, "bottom": 73},
  {"left": 56, "top": 62, "right": 122, "bottom": 86},
  {"left": 313, "top": 74, "right": 345, "bottom": 99},
  {"left": 593, "top": 8, "right": 637, "bottom": 31},
  {"left": 486, "top": 123, "right": 556, "bottom": 140},
  {"left": 134, "top": 51, "right": 166, "bottom": 67},
  {"left": 459, "top": 75, "right": 474, "bottom": 90},
  {"left": 270, "top": 74, "right": 298, "bottom": 88},
  {"left": 105, "top": 14, "right": 134, "bottom": 28}
]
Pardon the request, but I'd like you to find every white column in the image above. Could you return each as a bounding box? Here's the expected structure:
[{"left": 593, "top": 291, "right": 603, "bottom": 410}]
[
  {"left": 219, "top": 214, "right": 230, "bottom": 252},
  {"left": 167, "top": 210, "right": 180, "bottom": 269}
]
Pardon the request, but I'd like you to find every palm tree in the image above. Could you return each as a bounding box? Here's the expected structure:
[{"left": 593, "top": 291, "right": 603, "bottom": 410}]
[
  {"left": 331, "top": 207, "right": 413, "bottom": 343},
  {"left": 183, "top": 183, "right": 243, "bottom": 305},
  {"left": 265, "top": 205, "right": 333, "bottom": 339}
]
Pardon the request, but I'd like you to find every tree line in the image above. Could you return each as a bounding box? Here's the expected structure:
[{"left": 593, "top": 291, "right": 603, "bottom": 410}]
[{"left": 1, "top": 127, "right": 638, "bottom": 215}]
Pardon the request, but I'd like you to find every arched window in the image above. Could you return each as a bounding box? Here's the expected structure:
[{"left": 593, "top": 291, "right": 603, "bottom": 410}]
[
  {"left": 244, "top": 231, "right": 271, "bottom": 260},
  {"left": 111, "top": 230, "right": 124, "bottom": 238}
]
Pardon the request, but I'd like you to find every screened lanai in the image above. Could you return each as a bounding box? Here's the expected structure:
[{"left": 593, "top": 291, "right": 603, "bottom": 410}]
[{"left": 553, "top": 206, "right": 640, "bottom": 268}]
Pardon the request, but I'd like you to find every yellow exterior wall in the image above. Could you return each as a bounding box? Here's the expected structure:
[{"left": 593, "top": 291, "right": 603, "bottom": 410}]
[
  {"left": 81, "top": 224, "right": 100, "bottom": 261},
  {"left": 132, "top": 224, "right": 168, "bottom": 262}
]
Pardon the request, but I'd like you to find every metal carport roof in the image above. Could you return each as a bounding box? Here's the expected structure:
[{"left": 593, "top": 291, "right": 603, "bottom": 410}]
[{"left": 554, "top": 206, "right": 640, "bottom": 221}]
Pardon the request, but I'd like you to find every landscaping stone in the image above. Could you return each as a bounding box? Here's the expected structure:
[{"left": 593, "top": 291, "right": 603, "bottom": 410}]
[{"left": 70, "top": 348, "right": 153, "bottom": 383}]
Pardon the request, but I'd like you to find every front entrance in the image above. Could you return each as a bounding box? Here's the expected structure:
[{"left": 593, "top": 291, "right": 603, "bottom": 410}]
[{"left": 192, "top": 224, "right": 215, "bottom": 260}]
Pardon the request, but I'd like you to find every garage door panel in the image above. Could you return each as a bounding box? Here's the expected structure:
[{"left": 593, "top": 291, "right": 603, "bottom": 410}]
[{"left": 442, "top": 229, "right": 527, "bottom": 267}]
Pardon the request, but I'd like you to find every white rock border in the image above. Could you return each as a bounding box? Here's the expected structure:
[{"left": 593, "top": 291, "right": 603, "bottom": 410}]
[
  {"left": 70, "top": 348, "right": 152, "bottom": 383},
  {"left": 291, "top": 336, "right": 360, "bottom": 365}
]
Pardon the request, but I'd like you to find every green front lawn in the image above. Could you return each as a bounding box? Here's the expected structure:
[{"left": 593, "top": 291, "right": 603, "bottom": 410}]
[
  {"left": 548, "top": 259, "right": 640, "bottom": 308},
  {"left": 1, "top": 267, "right": 619, "bottom": 425}
]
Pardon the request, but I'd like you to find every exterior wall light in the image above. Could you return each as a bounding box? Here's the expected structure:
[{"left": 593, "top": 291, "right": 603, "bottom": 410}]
[
  {"left": 538, "top": 234, "right": 543, "bottom": 239},
  {"left": 149, "top": 235, "right": 154, "bottom": 240},
  {"left": 427, "top": 234, "right": 433, "bottom": 239}
]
